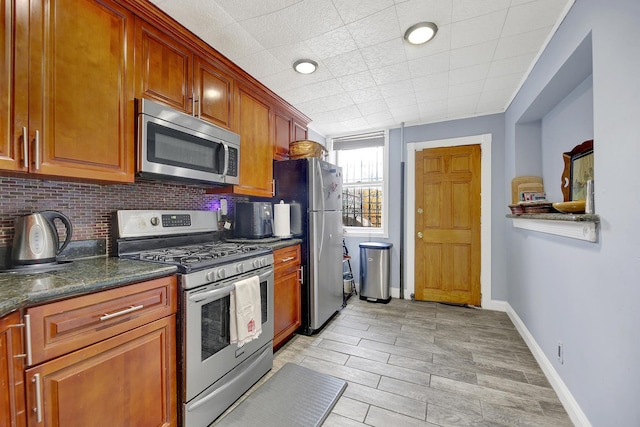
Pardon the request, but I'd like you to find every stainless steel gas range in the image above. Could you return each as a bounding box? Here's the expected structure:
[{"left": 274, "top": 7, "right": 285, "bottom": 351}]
[{"left": 114, "top": 210, "right": 274, "bottom": 427}]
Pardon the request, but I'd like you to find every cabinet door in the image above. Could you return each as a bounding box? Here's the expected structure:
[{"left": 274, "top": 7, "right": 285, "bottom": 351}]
[
  {"left": 273, "top": 268, "right": 301, "bottom": 349},
  {"left": 25, "top": 315, "right": 177, "bottom": 427},
  {"left": 293, "top": 120, "right": 307, "bottom": 142},
  {"left": 235, "top": 85, "right": 273, "bottom": 196},
  {"left": 0, "top": 312, "right": 27, "bottom": 427},
  {"left": 27, "top": 0, "right": 134, "bottom": 182},
  {"left": 193, "top": 55, "right": 234, "bottom": 130},
  {"left": 0, "top": 0, "right": 28, "bottom": 172},
  {"left": 135, "top": 17, "right": 192, "bottom": 114},
  {"left": 274, "top": 111, "right": 292, "bottom": 160}
]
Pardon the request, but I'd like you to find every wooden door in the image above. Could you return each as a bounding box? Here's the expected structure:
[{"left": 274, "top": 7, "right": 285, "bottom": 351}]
[
  {"left": 414, "top": 144, "right": 481, "bottom": 305},
  {"left": 293, "top": 120, "right": 307, "bottom": 141},
  {"left": 193, "top": 55, "right": 234, "bottom": 129},
  {"left": 29, "top": 0, "right": 134, "bottom": 182},
  {"left": 235, "top": 85, "right": 273, "bottom": 196},
  {"left": 0, "top": 312, "right": 27, "bottom": 427},
  {"left": 25, "top": 316, "right": 177, "bottom": 427},
  {"left": 134, "top": 17, "right": 192, "bottom": 114}
]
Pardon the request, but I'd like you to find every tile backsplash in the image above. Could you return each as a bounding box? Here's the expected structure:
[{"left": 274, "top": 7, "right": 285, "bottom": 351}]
[{"left": 0, "top": 176, "right": 245, "bottom": 252}]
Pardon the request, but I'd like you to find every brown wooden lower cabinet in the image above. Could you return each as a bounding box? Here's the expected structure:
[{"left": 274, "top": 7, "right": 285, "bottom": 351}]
[
  {"left": 24, "top": 315, "right": 176, "bottom": 427},
  {"left": 0, "top": 311, "right": 27, "bottom": 427},
  {"left": 273, "top": 245, "right": 302, "bottom": 350}
]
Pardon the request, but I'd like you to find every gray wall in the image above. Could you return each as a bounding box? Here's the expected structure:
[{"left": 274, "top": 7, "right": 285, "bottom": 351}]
[
  {"left": 344, "top": 0, "right": 640, "bottom": 424},
  {"left": 504, "top": 0, "right": 640, "bottom": 424}
]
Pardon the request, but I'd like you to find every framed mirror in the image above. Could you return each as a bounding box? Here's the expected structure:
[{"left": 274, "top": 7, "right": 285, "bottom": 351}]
[{"left": 561, "top": 140, "right": 593, "bottom": 201}]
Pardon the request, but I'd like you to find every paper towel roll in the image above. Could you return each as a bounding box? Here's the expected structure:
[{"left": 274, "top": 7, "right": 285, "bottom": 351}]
[{"left": 273, "top": 200, "right": 291, "bottom": 237}]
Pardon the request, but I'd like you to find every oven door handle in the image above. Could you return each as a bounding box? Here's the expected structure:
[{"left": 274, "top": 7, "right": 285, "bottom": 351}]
[{"left": 188, "top": 284, "right": 235, "bottom": 303}]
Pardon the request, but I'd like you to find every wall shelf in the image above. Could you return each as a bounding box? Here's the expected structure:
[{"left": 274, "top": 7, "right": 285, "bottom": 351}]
[{"left": 507, "top": 213, "right": 599, "bottom": 242}]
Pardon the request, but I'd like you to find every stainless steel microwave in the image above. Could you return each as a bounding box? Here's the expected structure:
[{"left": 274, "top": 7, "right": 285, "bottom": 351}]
[{"left": 136, "top": 98, "right": 240, "bottom": 185}]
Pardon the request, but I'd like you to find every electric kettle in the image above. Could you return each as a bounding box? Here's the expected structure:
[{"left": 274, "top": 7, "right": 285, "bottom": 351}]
[{"left": 11, "top": 211, "right": 73, "bottom": 266}]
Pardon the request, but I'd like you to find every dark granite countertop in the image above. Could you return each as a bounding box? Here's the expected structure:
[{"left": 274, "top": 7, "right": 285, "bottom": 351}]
[
  {"left": 0, "top": 257, "right": 177, "bottom": 318},
  {"left": 225, "top": 237, "right": 303, "bottom": 251}
]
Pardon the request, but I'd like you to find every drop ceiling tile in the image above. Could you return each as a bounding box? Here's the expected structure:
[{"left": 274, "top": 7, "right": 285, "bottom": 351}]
[
  {"left": 240, "top": 9, "right": 303, "bottom": 49},
  {"left": 389, "top": 103, "right": 420, "bottom": 120},
  {"left": 448, "top": 62, "right": 490, "bottom": 86},
  {"left": 332, "top": 0, "right": 395, "bottom": 24},
  {"left": 493, "top": 27, "right": 553, "bottom": 60},
  {"left": 200, "top": 23, "right": 264, "bottom": 59},
  {"left": 448, "top": 80, "right": 484, "bottom": 98},
  {"left": 297, "top": 93, "right": 354, "bottom": 115},
  {"left": 483, "top": 72, "right": 522, "bottom": 92},
  {"left": 408, "top": 51, "right": 450, "bottom": 78},
  {"left": 418, "top": 99, "right": 448, "bottom": 115},
  {"left": 450, "top": 9, "right": 507, "bottom": 49},
  {"left": 449, "top": 40, "right": 497, "bottom": 70},
  {"left": 323, "top": 50, "right": 369, "bottom": 78},
  {"left": 377, "top": 79, "right": 414, "bottom": 97},
  {"left": 336, "top": 117, "right": 372, "bottom": 132},
  {"left": 213, "top": 0, "right": 302, "bottom": 21},
  {"left": 502, "top": 0, "right": 571, "bottom": 37},
  {"left": 448, "top": 93, "right": 480, "bottom": 115},
  {"left": 371, "top": 63, "right": 411, "bottom": 85},
  {"left": 281, "top": 79, "right": 346, "bottom": 104},
  {"left": 338, "top": 71, "right": 378, "bottom": 92},
  {"left": 412, "top": 72, "right": 449, "bottom": 91},
  {"left": 349, "top": 86, "right": 384, "bottom": 104},
  {"left": 346, "top": 7, "right": 402, "bottom": 49},
  {"left": 234, "top": 50, "right": 289, "bottom": 79},
  {"left": 365, "top": 112, "right": 396, "bottom": 127},
  {"left": 261, "top": 66, "right": 334, "bottom": 94},
  {"left": 357, "top": 100, "right": 390, "bottom": 116},
  {"left": 288, "top": 0, "right": 343, "bottom": 40},
  {"left": 268, "top": 42, "right": 316, "bottom": 68},
  {"left": 156, "top": 0, "right": 235, "bottom": 33},
  {"left": 361, "top": 39, "right": 407, "bottom": 70},
  {"left": 386, "top": 92, "right": 417, "bottom": 109},
  {"left": 451, "top": 0, "right": 510, "bottom": 22},
  {"left": 395, "top": 0, "right": 453, "bottom": 30},
  {"left": 306, "top": 27, "right": 359, "bottom": 60},
  {"left": 414, "top": 86, "right": 449, "bottom": 102},
  {"left": 487, "top": 52, "right": 536, "bottom": 78}
]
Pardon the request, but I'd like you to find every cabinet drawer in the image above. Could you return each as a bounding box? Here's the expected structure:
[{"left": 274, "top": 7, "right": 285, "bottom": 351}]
[
  {"left": 26, "top": 275, "right": 177, "bottom": 366},
  {"left": 273, "top": 245, "right": 300, "bottom": 275}
]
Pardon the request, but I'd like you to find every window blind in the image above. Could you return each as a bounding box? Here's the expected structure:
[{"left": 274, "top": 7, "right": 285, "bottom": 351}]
[{"left": 332, "top": 131, "right": 385, "bottom": 151}]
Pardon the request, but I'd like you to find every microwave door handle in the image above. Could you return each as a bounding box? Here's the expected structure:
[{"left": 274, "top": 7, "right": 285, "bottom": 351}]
[{"left": 222, "top": 143, "right": 229, "bottom": 178}]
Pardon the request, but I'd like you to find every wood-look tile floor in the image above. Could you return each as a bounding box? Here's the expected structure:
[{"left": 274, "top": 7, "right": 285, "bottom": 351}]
[{"left": 217, "top": 298, "right": 573, "bottom": 427}]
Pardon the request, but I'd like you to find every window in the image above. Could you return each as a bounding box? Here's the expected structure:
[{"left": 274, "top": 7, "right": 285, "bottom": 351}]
[{"left": 332, "top": 131, "right": 388, "bottom": 236}]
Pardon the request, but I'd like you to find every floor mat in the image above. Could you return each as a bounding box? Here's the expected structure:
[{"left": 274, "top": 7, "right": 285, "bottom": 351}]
[{"left": 215, "top": 363, "right": 347, "bottom": 426}]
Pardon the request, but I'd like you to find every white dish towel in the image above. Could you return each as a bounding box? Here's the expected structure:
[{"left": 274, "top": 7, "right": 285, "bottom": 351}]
[{"left": 230, "top": 275, "right": 262, "bottom": 347}]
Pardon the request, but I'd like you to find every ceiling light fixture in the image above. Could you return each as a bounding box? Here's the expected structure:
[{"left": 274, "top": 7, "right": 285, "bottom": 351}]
[
  {"left": 404, "top": 22, "right": 438, "bottom": 45},
  {"left": 293, "top": 59, "right": 318, "bottom": 74}
]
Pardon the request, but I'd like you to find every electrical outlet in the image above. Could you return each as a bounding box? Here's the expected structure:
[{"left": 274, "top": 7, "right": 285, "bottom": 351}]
[{"left": 557, "top": 342, "right": 564, "bottom": 364}]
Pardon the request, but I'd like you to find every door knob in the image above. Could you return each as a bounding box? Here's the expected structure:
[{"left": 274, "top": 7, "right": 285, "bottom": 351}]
[
  {"left": 417, "top": 208, "right": 423, "bottom": 214},
  {"left": 417, "top": 232, "right": 423, "bottom": 239}
]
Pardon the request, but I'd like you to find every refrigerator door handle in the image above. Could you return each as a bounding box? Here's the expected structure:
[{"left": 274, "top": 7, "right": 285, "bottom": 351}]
[{"left": 316, "top": 162, "right": 326, "bottom": 258}]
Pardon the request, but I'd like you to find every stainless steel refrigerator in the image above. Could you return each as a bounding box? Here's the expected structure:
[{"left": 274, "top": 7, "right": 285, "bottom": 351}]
[{"left": 274, "top": 158, "right": 343, "bottom": 335}]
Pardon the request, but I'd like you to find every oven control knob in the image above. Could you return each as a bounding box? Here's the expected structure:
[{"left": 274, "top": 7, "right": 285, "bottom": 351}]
[
  {"left": 150, "top": 216, "right": 160, "bottom": 226},
  {"left": 260, "top": 258, "right": 267, "bottom": 267},
  {"left": 217, "top": 269, "right": 226, "bottom": 280},
  {"left": 236, "top": 263, "right": 244, "bottom": 273},
  {"left": 252, "top": 259, "right": 260, "bottom": 268},
  {"left": 206, "top": 271, "right": 215, "bottom": 282}
]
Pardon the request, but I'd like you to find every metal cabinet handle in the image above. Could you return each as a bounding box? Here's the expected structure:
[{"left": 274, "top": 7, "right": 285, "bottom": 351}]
[
  {"left": 298, "top": 266, "right": 303, "bottom": 284},
  {"left": 33, "top": 130, "right": 40, "bottom": 170},
  {"left": 99, "top": 305, "right": 144, "bottom": 321},
  {"left": 22, "top": 127, "right": 29, "bottom": 168},
  {"left": 280, "top": 256, "right": 295, "bottom": 262},
  {"left": 32, "top": 373, "right": 42, "bottom": 423}
]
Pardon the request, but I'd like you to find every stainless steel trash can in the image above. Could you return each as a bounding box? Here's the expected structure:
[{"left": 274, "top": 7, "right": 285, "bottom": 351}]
[{"left": 359, "top": 242, "right": 392, "bottom": 303}]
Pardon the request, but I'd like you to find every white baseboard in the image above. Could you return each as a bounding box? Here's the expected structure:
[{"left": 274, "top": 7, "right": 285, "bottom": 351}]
[{"left": 498, "top": 301, "right": 592, "bottom": 427}]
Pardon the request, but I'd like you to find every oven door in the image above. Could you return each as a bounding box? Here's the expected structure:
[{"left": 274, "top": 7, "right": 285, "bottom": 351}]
[{"left": 184, "top": 266, "right": 273, "bottom": 402}]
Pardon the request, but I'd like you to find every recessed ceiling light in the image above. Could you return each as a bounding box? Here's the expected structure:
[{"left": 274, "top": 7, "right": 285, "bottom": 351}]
[
  {"left": 404, "top": 22, "right": 438, "bottom": 45},
  {"left": 293, "top": 59, "right": 318, "bottom": 74}
]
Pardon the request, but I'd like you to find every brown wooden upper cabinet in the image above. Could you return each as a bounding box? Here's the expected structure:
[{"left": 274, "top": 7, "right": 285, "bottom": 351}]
[
  {"left": 1, "top": 0, "right": 135, "bottom": 182},
  {"left": 134, "top": 18, "right": 234, "bottom": 130},
  {"left": 275, "top": 109, "right": 309, "bottom": 160}
]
